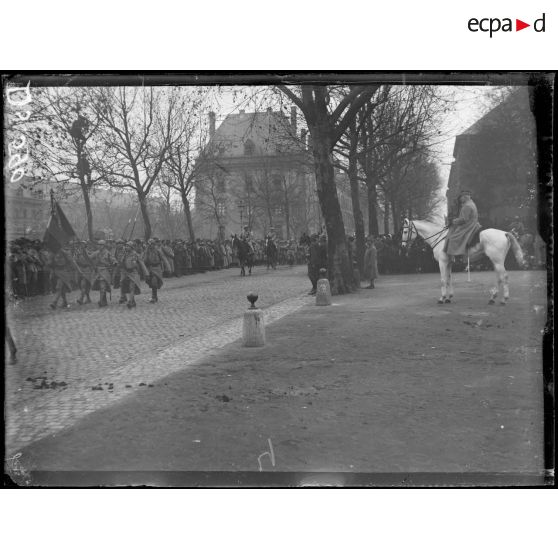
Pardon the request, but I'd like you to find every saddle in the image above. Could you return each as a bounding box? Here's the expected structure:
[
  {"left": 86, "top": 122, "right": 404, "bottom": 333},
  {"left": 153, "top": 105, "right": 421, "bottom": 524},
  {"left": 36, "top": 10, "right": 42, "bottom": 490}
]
[{"left": 466, "top": 225, "right": 483, "bottom": 249}]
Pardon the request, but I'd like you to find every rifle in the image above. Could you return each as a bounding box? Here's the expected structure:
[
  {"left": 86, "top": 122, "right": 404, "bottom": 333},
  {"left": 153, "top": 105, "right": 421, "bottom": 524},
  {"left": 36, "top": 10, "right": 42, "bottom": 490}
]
[{"left": 128, "top": 205, "right": 141, "bottom": 241}]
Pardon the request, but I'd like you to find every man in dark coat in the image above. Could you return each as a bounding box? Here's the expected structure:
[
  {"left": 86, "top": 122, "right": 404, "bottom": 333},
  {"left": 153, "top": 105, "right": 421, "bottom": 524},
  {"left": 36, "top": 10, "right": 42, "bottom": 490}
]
[
  {"left": 445, "top": 190, "right": 481, "bottom": 259},
  {"left": 144, "top": 239, "right": 165, "bottom": 303},
  {"left": 306, "top": 234, "right": 320, "bottom": 295}
]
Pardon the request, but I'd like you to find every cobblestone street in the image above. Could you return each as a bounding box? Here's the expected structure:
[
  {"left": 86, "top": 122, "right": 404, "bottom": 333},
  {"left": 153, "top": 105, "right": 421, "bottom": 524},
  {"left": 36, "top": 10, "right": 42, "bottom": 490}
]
[{"left": 5, "top": 265, "right": 312, "bottom": 454}]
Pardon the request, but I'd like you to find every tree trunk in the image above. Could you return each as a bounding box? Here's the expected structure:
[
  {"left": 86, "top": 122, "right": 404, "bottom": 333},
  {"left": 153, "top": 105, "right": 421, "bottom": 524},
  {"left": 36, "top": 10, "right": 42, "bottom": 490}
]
[
  {"left": 77, "top": 144, "right": 94, "bottom": 241},
  {"left": 384, "top": 198, "right": 390, "bottom": 235},
  {"left": 138, "top": 193, "right": 152, "bottom": 240},
  {"left": 181, "top": 191, "right": 196, "bottom": 241},
  {"left": 348, "top": 152, "right": 365, "bottom": 273},
  {"left": 310, "top": 124, "right": 353, "bottom": 294},
  {"left": 391, "top": 196, "right": 399, "bottom": 236},
  {"left": 365, "top": 176, "right": 379, "bottom": 237}
]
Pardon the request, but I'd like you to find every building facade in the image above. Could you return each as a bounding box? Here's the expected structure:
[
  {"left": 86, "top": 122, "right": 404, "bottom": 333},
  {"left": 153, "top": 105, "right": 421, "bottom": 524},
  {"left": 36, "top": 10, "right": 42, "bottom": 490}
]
[
  {"left": 446, "top": 87, "right": 538, "bottom": 230},
  {"left": 193, "top": 108, "right": 360, "bottom": 240}
]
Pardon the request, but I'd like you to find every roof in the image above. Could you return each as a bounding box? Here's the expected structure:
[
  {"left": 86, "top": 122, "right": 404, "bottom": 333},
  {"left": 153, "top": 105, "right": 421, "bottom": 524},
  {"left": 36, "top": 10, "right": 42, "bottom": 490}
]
[
  {"left": 206, "top": 110, "right": 302, "bottom": 158},
  {"left": 459, "top": 87, "right": 532, "bottom": 137}
]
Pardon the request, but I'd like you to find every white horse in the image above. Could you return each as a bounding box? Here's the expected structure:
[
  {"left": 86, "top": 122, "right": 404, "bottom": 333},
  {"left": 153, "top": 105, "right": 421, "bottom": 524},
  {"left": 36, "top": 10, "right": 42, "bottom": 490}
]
[{"left": 400, "top": 217, "right": 526, "bottom": 305}]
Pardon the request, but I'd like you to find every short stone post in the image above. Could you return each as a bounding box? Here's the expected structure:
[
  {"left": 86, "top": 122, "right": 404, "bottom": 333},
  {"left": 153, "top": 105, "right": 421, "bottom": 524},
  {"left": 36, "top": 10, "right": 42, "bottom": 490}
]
[
  {"left": 242, "top": 293, "right": 265, "bottom": 347},
  {"left": 315, "top": 268, "right": 332, "bottom": 306}
]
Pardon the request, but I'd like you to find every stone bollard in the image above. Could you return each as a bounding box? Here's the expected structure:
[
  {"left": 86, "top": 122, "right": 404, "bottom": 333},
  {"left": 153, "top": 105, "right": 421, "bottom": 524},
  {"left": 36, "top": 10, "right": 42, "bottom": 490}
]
[
  {"left": 316, "top": 268, "right": 332, "bottom": 306},
  {"left": 242, "top": 293, "right": 265, "bottom": 347}
]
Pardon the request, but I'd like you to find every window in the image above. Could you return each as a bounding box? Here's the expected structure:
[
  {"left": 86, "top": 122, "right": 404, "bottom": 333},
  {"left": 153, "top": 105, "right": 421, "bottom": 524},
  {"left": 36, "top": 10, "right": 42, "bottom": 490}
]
[
  {"left": 217, "top": 201, "right": 226, "bottom": 217},
  {"left": 244, "top": 139, "right": 255, "bottom": 156}
]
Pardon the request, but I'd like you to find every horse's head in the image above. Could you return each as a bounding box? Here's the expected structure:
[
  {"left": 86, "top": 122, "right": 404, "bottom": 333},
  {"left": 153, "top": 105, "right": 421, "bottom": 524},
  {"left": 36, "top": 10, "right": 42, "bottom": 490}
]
[{"left": 400, "top": 218, "right": 417, "bottom": 253}]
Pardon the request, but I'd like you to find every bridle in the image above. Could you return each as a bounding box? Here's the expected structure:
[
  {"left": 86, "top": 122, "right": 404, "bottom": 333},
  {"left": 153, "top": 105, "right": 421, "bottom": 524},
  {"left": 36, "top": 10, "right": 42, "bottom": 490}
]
[
  {"left": 400, "top": 219, "right": 418, "bottom": 249},
  {"left": 401, "top": 219, "right": 449, "bottom": 250}
]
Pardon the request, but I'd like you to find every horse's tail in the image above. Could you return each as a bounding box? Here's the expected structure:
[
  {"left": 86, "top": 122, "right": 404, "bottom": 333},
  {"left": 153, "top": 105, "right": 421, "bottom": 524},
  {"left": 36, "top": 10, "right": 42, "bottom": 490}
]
[{"left": 506, "top": 232, "right": 526, "bottom": 268}]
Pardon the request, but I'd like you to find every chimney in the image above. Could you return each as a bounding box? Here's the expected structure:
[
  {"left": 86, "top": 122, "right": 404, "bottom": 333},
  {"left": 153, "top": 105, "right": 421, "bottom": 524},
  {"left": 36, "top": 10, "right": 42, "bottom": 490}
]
[
  {"left": 209, "top": 111, "right": 216, "bottom": 138},
  {"left": 239, "top": 109, "right": 245, "bottom": 114},
  {"left": 300, "top": 128, "right": 307, "bottom": 150},
  {"left": 267, "top": 107, "right": 273, "bottom": 114},
  {"left": 291, "top": 107, "right": 297, "bottom": 134}
]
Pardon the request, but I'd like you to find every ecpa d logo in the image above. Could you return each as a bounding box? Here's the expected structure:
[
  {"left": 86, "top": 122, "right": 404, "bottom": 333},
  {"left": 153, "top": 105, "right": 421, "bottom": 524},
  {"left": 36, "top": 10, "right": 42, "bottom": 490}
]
[{"left": 468, "top": 13, "right": 546, "bottom": 37}]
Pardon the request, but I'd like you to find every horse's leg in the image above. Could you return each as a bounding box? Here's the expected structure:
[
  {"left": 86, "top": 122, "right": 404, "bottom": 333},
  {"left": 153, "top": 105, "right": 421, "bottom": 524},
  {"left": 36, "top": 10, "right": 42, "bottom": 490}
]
[
  {"left": 438, "top": 258, "right": 448, "bottom": 304},
  {"left": 493, "top": 262, "right": 509, "bottom": 304},
  {"left": 446, "top": 261, "right": 454, "bottom": 301}
]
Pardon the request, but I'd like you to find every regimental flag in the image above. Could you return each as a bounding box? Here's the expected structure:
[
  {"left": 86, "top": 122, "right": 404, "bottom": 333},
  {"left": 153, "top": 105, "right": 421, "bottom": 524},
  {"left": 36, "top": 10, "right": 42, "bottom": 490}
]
[{"left": 43, "top": 191, "right": 76, "bottom": 252}]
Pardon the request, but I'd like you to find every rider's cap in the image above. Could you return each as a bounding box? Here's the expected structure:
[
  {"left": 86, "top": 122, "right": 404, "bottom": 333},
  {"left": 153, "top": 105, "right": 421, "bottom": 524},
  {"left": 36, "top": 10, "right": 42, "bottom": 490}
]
[
  {"left": 97, "top": 240, "right": 106, "bottom": 245},
  {"left": 459, "top": 189, "right": 472, "bottom": 196}
]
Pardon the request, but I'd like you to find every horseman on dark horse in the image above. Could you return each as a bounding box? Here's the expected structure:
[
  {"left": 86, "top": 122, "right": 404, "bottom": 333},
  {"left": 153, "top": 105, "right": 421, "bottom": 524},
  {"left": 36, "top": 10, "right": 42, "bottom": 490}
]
[
  {"left": 233, "top": 229, "right": 254, "bottom": 276},
  {"left": 265, "top": 232, "right": 278, "bottom": 270}
]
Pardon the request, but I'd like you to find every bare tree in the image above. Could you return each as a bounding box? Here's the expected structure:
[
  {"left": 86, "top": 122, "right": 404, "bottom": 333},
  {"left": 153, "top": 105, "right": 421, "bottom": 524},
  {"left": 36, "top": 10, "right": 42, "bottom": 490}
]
[
  {"left": 357, "top": 86, "right": 450, "bottom": 235},
  {"left": 88, "top": 86, "right": 182, "bottom": 240},
  {"left": 163, "top": 88, "right": 210, "bottom": 242},
  {"left": 276, "top": 85, "right": 380, "bottom": 294},
  {"left": 11, "top": 87, "right": 106, "bottom": 240}
]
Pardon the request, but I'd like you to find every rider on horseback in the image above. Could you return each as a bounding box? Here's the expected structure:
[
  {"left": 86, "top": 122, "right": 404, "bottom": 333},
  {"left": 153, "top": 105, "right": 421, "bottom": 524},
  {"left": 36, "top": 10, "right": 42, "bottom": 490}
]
[{"left": 444, "top": 190, "right": 482, "bottom": 263}]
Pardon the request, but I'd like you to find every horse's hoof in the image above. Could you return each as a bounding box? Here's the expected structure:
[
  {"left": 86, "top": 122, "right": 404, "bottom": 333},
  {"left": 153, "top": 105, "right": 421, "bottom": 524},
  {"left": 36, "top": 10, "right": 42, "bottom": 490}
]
[
  {"left": 500, "top": 301, "right": 507, "bottom": 306},
  {"left": 488, "top": 299, "right": 495, "bottom": 305},
  {"left": 437, "top": 299, "right": 444, "bottom": 304},
  {"left": 444, "top": 299, "right": 451, "bottom": 304}
]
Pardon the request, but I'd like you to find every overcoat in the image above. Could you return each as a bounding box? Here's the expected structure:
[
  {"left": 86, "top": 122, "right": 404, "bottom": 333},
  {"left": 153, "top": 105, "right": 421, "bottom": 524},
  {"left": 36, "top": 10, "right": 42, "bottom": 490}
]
[
  {"left": 446, "top": 199, "right": 481, "bottom": 256},
  {"left": 52, "top": 249, "right": 75, "bottom": 291},
  {"left": 144, "top": 246, "right": 164, "bottom": 289},
  {"left": 120, "top": 249, "right": 142, "bottom": 294},
  {"left": 91, "top": 248, "right": 114, "bottom": 291},
  {"left": 363, "top": 243, "right": 378, "bottom": 281}
]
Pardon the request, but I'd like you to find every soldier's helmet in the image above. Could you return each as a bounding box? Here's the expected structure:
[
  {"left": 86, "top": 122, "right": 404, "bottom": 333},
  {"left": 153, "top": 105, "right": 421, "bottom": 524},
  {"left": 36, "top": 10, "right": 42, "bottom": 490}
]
[
  {"left": 97, "top": 240, "right": 106, "bottom": 246},
  {"left": 126, "top": 241, "right": 135, "bottom": 247},
  {"left": 116, "top": 239, "right": 125, "bottom": 244}
]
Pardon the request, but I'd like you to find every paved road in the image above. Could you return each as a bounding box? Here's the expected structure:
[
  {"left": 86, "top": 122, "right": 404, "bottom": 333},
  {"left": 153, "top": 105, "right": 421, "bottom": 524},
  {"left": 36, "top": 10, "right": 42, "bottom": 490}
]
[{"left": 5, "top": 265, "right": 312, "bottom": 454}]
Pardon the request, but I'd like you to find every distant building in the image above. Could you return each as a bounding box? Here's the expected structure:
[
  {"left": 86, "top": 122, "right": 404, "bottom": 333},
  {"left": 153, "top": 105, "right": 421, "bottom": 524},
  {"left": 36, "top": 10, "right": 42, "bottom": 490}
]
[
  {"left": 446, "top": 87, "right": 538, "bottom": 229},
  {"left": 5, "top": 176, "right": 52, "bottom": 240},
  {"left": 4, "top": 176, "right": 169, "bottom": 241},
  {"left": 193, "top": 108, "right": 362, "bottom": 240}
]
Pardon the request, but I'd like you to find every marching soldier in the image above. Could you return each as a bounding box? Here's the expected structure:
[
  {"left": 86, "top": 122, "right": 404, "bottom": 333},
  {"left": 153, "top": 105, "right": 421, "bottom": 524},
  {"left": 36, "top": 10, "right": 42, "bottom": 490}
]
[
  {"left": 120, "top": 241, "right": 145, "bottom": 309},
  {"left": 74, "top": 240, "right": 94, "bottom": 305},
  {"left": 113, "top": 239, "right": 127, "bottom": 303},
  {"left": 144, "top": 238, "right": 165, "bottom": 303},
  {"left": 50, "top": 246, "right": 76, "bottom": 310},
  {"left": 91, "top": 240, "right": 116, "bottom": 307}
]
